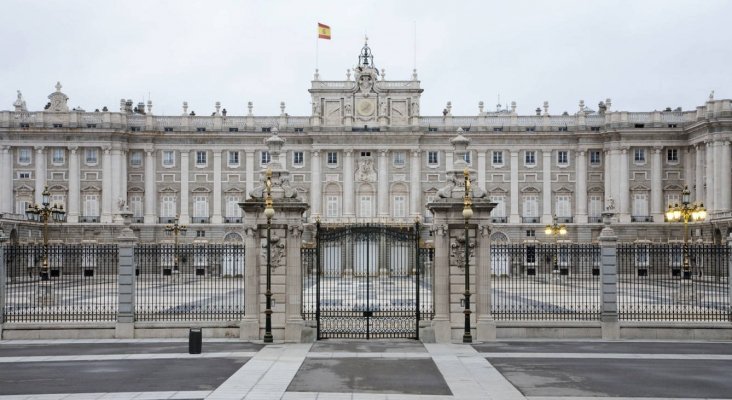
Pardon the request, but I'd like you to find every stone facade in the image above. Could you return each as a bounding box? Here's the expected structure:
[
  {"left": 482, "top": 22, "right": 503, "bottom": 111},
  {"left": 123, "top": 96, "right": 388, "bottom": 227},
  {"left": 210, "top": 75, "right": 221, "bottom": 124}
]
[{"left": 1, "top": 43, "right": 732, "bottom": 244}]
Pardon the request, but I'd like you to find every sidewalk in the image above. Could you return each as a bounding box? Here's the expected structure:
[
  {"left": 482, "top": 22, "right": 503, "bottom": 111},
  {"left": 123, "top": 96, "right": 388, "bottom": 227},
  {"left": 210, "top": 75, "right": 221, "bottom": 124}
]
[{"left": 1, "top": 339, "right": 732, "bottom": 399}]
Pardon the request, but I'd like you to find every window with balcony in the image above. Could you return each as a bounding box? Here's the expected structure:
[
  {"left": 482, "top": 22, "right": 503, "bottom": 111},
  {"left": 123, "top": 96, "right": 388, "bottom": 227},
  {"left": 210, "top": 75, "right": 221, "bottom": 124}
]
[
  {"left": 326, "top": 195, "right": 340, "bottom": 218},
  {"left": 359, "top": 195, "right": 373, "bottom": 218},
  {"left": 392, "top": 195, "right": 406, "bottom": 218},
  {"left": 522, "top": 195, "right": 538, "bottom": 219},
  {"left": 589, "top": 195, "right": 603, "bottom": 222},
  {"left": 129, "top": 195, "right": 143, "bottom": 218},
  {"left": 160, "top": 195, "right": 177, "bottom": 218},
  {"left": 556, "top": 195, "right": 572, "bottom": 219},
  {"left": 83, "top": 194, "right": 99, "bottom": 218},
  {"left": 632, "top": 193, "right": 649, "bottom": 220},
  {"left": 226, "top": 196, "right": 242, "bottom": 220},
  {"left": 192, "top": 196, "right": 209, "bottom": 221}
]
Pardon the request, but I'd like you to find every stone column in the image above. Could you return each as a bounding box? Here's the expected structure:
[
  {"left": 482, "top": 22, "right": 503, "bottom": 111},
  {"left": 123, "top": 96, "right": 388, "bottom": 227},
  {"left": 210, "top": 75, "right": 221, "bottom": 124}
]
[
  {"left": 285, "top": 224, "right": 305, "bottom": 341},
  {"left": 575, "top": 150, "right": 587, "bottom": 223},
  {"left": 240, "top": 225, "right": 259, "bottom": 339},
  {"left": 179, "top": 150, "right": 189, "bottom": 224},
  {"left": 101, "top": 147, "right": 113, "bottom": 223},
  {"left": 34, "top": 146, "right": 46, "bottom": 205},
  {"left": 310, "top": 150, "right": 321, "bottom": 218},
  {"left": 604, "top": 149, "right": 612, "bottom": 207},
  {"left": 599, "top": 214, "right": 619, "bottom": 339},
  {"left": 476, "top": 224, "right": 495, "bottom": 341},
  {"left": 245, "top": 150, "right": 255, "bottom": 200},
  {"left": 714, "top": 140, "right": 724, "bottom": 211},
  {"left": 685, "top": 147, "right": 695, "bottom": 202},
  {"left": 115, "top": 218, "right": 137, "bottom": 339},
  {"left": 431, "top": 222, "right": 450, "bottom": 342},
  {"left": 120, "top": 150, "right": 128, "bottom": 208},
  {"left": 477, "top": 150, "right": 486, "bottom": 196},
  {"left": 0, "top": 146, "right": 11, "bottom": 213},
  {"left": 618, "top": 148, "right": 630, "bottom": 223},
  {"left": 144, "top": 150, "right": 156, "bottom": 224},
  {"left": 650, "top": 146, "right": 663, "bottom": 221},
  {"left": 721, "top": 141, "right": 731, "bottom": 211},
  {"left": 110, "top": 149, "right": 121, "bottom": 216},
  {"left": 542, "top": 150, "right": 552, "bottom": 223},
  {"left": 509, "top": 150, "right": 520, "bottom": 224},
  {"left": 212, "top": 150, "right": 223, "bottom": 224},
  {"left": 695, "top": 145, "right": 704, "bottom": 204},
  {"left": 343, "top": 149, "right": 355, "bottom": 218},
  {"left": 706, "top": 141, "right": 715, "bottom": 211},
  {"left": 67, "top": 147, "right": 80, "bottom": 223},
  {"left": 410, "top": 150, "right": 421, "bottom": 217},
  {"left": 377, "top": 149, "right": 389, "bottom": 218}
]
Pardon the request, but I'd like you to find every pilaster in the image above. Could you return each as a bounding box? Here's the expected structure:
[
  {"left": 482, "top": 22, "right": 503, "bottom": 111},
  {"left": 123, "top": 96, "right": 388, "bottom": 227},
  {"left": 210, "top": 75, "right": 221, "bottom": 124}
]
[
  {"left": 509, "top": 150, "right": 520, "bottom": 224},
  {"left": 575, "top": 150, "right": 588, "bottom": 223},
  {"left": 144, "top": 149, "right": 156, "bottom": 224},
  {"left": 179, "top": 150, "right": 189, "bottom": 224},
  {"left": 541, "top": 150, "right": 552, "bottom": 224},
  {"left": 377, "top": 149, "right": 389, "bottom": 217},
  {"left": 67, "top": 146, "right": 80, "bottom": 223},
  {"left": 695, "top": 145, "right": 704, "bottom": 204},
  {"left": 34, "top": 146, "right": 46, "bottom": 205},
  {"left": 650, "top": 146, "right": 663, "bottom": 221},
  {"left": 410, "top": 150, "right": 421, "bottom": 217},
  {"left": 101, "top": 147, "right": 113, "bottom": 223},
  {"left": 720, "top": 141, "right": 731, "bottom": 211},
  {"left": 310, "top": 150, "right": 321, "bottom": 218},
  {"left": 245, "top": 150, "right": 255, "bottom": 200},
  {"left": 212, "top": 150, "right": 223, "bottom": 224},
  {"left": 706, "top": 140, "right": 715, "bottom": 211},
  {"left": 618, "top": 147, "right": 630, "bottom": 223},
  {"left": 0, "top": 147, "right": 10, "bottom": 213},
  {"left": 343, "top": 149, "right": 355, "bottom": 217}
]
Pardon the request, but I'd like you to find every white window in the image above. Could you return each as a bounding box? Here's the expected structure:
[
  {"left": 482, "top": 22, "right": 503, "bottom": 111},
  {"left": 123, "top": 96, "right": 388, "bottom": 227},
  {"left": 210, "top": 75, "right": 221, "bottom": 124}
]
[
  {"left": 492, "top": 151, "right": 503, "bottom": 165},
  {"left": 196, "top": 151, "right": 207, "bottom": 166},
  {"left": 85, "top": 148, "right": 98, "bottom": 165},
  {"left": 327, "top": 151, "right": 338, "bottom": 165},
  {"left": 129, "top": 195, "right": 143, "bottom": 218},
  {"left": 52, "top": 148, "right": 65, "bottom": 164},
  {"left": 228, "top": 151, "right": 239, "bottom": 166},
  {"left": 326, "top": 195, "right": 340, "bottom": 218},
  {"left": 667, "top": 148, "right": 678, "bottom": 163},
  {"left": 192, "top": 196, "right": 209, "bottom": 218},
  {"left": 392, "top": 195, "right": 406, "bottom": 218},
  {"left": 293, "top": 151, "right": 304, "bottom": 166},
  {"left": 666, "top": 193, "right": 680, "bottom": 207},
  {"left": 557, "top": 151, "right": 568, "bottom": 165},
  {"left": 525, "top": 151, "right": 536, "bottom": 165},
  {"left": 162, "top": 150, "right": 175, "bottom": 167},
  {"left": 634, "top": 148, "right": 645, "bottom": 163},
  {"left": 427, "top": 151, "right": 438, "bottom": 165},
  {"left": 490, "top": 195, "right": 506, "bottom": 217},
  {"left": 590, "top": 151, "right": 601, "bottom": 165},
  {"left": 130, "top": 151, "right": 142, "bottom": 166},
  {"left": 226, "top": 195, "right": 242, "bottom": 217},
  {"left": 589, "top": 195, "right": 603, "bottom": 218},
  {"left": 556, "top": 195, "right": 571, "bottom": 217},
  {"left": 393, "top": 152, "right": 405, "bottom": 166},
  {"left": 51, "top": 194, "right": 66, "bottom": 210},
  {"left": 160, "top": 195, "right": 176, "bottom": 218},
  {"left": 83, "top": 194, "right": 99, "bottom": 217},
  {"left": 18, "top": 148, "right": 31, "bottom": 164},
  {"left": 633, "top": 193, "right": 649, "bottom": 217},
  {"left": 261, "top": 151, "right": 271, "bottom": 166},
  {"left": 359, "top": 195, "right": 373, "bottom": 218},
  {"left": 463, "top": 151, "right": 471, "bottom": 164},
  {"left": 523, "top": 195, "right": 538, "bottom": 217}
]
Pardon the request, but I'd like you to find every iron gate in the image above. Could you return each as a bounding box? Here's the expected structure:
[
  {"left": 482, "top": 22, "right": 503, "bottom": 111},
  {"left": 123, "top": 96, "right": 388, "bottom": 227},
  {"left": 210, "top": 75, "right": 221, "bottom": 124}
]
[{"left": 306, "top": 222, "right": 426, "bottom": 339}]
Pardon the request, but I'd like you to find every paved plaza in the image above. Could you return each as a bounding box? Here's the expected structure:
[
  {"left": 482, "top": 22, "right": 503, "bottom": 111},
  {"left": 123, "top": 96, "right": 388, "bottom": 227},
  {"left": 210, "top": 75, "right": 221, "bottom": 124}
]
[{"left": 1, "top": 338, "right": 732, "bottom": 399}]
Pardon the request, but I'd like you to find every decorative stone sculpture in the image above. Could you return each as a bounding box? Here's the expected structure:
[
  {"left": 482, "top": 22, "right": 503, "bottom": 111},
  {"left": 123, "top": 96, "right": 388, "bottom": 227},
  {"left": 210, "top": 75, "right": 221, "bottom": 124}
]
[{"left": 47, "top": 82, "right": 69, "bottom": 113}]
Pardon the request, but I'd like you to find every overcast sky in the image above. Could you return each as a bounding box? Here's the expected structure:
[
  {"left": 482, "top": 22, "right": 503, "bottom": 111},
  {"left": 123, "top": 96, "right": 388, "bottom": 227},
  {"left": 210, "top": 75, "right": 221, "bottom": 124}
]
[{"left": 1, "top": 0, "right": 730, "bottom": 117}]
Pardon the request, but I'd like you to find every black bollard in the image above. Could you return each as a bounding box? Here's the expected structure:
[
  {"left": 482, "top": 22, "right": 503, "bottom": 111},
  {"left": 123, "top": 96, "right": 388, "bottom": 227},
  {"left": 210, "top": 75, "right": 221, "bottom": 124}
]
[{"left": 189, "top": 328, "right": 202, "bottom": 354}]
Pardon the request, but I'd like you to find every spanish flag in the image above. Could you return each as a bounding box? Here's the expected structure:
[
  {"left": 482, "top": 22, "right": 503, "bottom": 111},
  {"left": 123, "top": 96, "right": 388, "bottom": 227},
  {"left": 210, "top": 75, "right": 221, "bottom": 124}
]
[{"left": 318, "top": 23, "right": 331, "bottom": 40}]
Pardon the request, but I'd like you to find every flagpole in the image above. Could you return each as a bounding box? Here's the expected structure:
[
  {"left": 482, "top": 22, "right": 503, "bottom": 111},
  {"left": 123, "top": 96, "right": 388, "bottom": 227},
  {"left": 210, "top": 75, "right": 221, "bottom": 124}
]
[{"left": 316, "top": 34, "right": 319, "bottom": 72}]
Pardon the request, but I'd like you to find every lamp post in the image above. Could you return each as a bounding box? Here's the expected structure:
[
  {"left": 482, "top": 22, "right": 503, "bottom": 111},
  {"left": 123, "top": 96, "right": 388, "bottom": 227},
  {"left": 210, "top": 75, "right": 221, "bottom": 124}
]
[
  {"left": 544, "top": 215, "right": 567, "bottom": 274},
  {"left": 25, "top": 185, "right": 66, "bottom": 280},
  {"left": 665, "top": 186, "right": 706, "bottom": 279},
  {"left": 462, "top": 167, "right": 473, "bottom": 344},
  {"left": 165, "top": 216, "right": 187, "bottom": 273},
  {"left": 263, "top": 168, "right": 275, "bottom": 343}
]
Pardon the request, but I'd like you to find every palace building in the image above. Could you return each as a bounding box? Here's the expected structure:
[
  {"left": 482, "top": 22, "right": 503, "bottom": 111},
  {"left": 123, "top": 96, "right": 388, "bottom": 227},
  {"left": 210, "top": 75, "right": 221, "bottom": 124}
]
[{"left": 1, "top": 41, "right": 731, "bottom": 244}]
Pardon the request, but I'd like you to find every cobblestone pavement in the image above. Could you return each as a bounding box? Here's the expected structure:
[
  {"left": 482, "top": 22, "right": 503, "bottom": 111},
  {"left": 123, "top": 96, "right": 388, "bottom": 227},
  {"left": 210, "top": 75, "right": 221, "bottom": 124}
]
[{"left": 1, "top": 339, "right": 731, "bottom": 399}]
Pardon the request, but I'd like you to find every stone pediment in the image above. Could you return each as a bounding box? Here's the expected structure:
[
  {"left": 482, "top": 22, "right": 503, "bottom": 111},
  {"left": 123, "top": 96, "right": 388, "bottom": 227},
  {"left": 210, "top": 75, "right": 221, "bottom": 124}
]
[
  {"left": 663, "top": 184, "right": 685, "bottom": 191},
  {"left": 159, "top": 186, "right": 178, "bottom": 193},
  {"left": 81, "top": 184, "right": 101, "bottom": 192},
  {"left": 128, "top": 186, "right": 144, "bottom": 193},
  {"left": 520, "top": 186, "right": 540, "bottom": 193},
  {"left": 14, "top": 184, "right": 34, "bottom": 193},
  {"left": 588, "top": 186, "right": 604, "bottom": 193},
  {"left": 554, "top": 185, "right": 574, "bottom": 194},
  {"left": 631, "top": 184, "right": 651, "bottom": 192}
]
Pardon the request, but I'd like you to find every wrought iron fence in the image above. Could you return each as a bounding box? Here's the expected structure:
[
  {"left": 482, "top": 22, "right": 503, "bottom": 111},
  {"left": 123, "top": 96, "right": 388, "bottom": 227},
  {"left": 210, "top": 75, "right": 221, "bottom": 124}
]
[
  {"left": 134, "top": 244, "right": 245, "bottom": 321},
  {"left": 491, "top": 243, "right": 601, "bottom": 320},
  {"left": 301, "top": 246, "right": 317, "bottom": 321},
  {"left": 618, "top": 243, "right": 729, "bottom": 321},
  {"left": 3, "top": 244, "right": 118, "bottom": 322}
]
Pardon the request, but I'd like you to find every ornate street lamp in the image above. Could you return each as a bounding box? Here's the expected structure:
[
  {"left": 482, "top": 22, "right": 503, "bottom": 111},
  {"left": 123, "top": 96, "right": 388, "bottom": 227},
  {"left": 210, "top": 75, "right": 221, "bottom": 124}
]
[
  {"left": 665, "top": 186, "right": 706, "bottom": 279},
  {"left": 263, "top": 168, "right": 275, "bottom": 343},
  {"left": 462, "top": 167, "right": 473, "bottom": 343},
  {"left": 545, "top": 215, "right": 568, "bottom": 274},
  {"left": 25, "top": 185, "right": 66, "bottom": 280},
  {"left": 165, "top": 216, "right": 187, "bottom": 273}
]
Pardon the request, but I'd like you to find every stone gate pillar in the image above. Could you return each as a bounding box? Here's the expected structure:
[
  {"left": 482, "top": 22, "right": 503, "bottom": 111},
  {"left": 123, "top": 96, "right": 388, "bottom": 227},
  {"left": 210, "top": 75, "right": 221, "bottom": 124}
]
[
  {"left": 427, "top": 130, "right": 496, "bottom": 342},
  {"left": 239, "top": 128, "right": 309, "bottom": 342}
]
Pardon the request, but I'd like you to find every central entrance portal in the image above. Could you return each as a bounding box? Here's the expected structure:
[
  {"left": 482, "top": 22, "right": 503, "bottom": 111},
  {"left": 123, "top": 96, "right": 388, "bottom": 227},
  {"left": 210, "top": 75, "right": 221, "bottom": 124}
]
[{"left": 302, "top": 223, "right": 433, "bottom": 339}]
